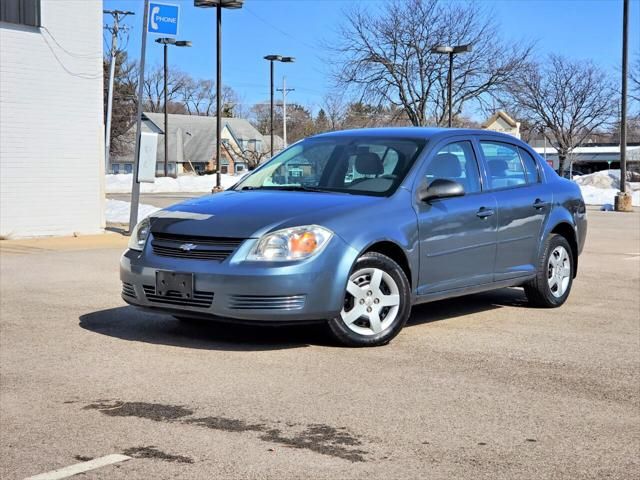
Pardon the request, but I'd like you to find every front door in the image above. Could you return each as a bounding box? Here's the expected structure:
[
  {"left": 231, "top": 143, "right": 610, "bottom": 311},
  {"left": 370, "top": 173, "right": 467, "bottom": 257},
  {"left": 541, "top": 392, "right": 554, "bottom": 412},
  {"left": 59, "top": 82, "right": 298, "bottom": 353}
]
[
  {"left": 479, "top": 140, "right": 551, "bottom": 280},
  {"left": 416, "top": 140, "right": 498, "bottom": 295}
]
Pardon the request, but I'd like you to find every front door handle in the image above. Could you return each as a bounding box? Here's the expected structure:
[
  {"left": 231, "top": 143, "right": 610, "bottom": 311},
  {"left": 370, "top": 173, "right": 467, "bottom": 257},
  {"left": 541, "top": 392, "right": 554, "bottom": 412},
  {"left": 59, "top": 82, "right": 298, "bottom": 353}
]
[
  {"left": 533, "top": 199, "right": 549, "bottom": 209},
  {"left": 476, "top": 207, "right": 495, "bottom": 219}
]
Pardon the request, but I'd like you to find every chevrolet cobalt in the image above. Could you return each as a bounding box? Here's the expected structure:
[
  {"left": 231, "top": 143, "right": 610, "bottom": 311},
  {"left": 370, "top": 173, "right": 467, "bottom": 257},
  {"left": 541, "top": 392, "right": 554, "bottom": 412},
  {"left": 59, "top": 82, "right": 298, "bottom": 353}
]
[{"left": 121, "top": 128, "right": 587, "bottom": 347}]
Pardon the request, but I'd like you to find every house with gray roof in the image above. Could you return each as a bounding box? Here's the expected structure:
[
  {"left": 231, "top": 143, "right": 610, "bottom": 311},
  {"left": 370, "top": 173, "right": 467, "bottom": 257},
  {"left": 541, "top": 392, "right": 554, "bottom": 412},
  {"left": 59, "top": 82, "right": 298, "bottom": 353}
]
[{"left": 110, "top": 113, "right": 283, "bottom": 176}]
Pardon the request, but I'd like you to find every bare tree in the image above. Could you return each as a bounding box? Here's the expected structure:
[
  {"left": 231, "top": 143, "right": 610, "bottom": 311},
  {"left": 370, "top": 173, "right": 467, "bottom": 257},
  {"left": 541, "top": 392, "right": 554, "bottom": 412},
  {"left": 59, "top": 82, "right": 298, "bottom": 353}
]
[
  {"left": 507, "top": 55, "right": 616, "bottom": 174},
  {"left": 180, "top": 80, "right": 240, "bottom": 117},
  {"left": 330, "top": 0, "right": 532, "bottom": 126},
  {"left": 222, "top": 138, "right": 271, "bottom": 170},
  {"left": 103, "top": 49, "right": 138, "bottom": 156},
  {"left": 322, "top": 92, "right": 347, "bottom": 130},
  {"left": 142, "top": 64, "right": 189, "bottom": 113},
  {"left": 630, "top": 54, "right": 640, "bottom": 105}
]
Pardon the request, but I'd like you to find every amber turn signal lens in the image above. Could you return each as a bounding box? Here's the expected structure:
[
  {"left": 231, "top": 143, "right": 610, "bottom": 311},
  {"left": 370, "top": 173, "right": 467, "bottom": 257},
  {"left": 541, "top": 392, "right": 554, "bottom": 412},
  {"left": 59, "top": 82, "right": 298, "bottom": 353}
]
[{"left": 290, "top": 232, "right": 318, "bottom": 256}]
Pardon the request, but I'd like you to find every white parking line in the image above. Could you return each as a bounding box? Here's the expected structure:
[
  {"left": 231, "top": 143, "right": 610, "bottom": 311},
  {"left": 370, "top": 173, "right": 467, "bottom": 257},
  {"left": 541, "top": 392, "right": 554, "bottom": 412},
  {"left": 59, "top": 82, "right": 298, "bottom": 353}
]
[{"left": 24, "top": 454, "right": 131, "bottom": 480}]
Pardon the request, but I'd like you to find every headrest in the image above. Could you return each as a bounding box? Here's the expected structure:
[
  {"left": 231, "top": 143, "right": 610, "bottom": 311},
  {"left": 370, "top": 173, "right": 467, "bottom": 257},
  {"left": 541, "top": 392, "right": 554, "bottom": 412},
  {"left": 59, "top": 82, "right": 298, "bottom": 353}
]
[
  {"left": 488, "top": 159, "right": 509, "bottom": 177},
  {"left": 355, "top": 152, "right": 383, "bottom": 175},
  {"left": 429, "top": 153, "right": 462, "bottom": 178}
]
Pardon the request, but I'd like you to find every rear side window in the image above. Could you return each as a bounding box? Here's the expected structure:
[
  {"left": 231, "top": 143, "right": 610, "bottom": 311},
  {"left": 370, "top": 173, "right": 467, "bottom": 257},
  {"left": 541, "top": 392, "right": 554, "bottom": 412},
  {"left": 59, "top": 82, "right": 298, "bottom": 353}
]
[
  {"left": 480, "top": 141, "right": 526, "bottom": 189},
  {"left": 518, "top": 148, "right": 540, "bottom": 183},
  {"left": 425, "top": 141, "right": 482, "bottom": 194}
]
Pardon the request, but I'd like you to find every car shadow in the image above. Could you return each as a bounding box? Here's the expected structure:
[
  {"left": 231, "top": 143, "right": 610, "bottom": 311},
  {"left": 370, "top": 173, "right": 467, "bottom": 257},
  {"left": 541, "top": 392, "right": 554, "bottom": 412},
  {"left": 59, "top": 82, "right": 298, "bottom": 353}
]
[
  {"left": 79, "top": 306, "right": 331, "bottom": 351},
  {"left": 79, "top": 288, "right": 529, "bottom": 351}
]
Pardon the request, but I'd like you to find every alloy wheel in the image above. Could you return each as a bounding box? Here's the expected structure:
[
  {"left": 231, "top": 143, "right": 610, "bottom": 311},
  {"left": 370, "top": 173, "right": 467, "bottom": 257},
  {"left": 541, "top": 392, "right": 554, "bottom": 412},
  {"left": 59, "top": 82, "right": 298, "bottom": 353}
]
[
  {"left": 340, "top": 267, "right": 401, "bottom": 336},
  {"left": 547, "top": 246, "right": 571, "bottom": 298}
]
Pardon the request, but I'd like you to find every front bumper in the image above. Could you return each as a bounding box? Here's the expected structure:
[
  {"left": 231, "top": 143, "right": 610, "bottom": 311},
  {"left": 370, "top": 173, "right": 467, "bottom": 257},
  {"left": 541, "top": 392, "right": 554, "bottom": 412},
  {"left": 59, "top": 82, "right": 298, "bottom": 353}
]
[{"left": 120, "top": 235, "right": 359, "bottom": 322}]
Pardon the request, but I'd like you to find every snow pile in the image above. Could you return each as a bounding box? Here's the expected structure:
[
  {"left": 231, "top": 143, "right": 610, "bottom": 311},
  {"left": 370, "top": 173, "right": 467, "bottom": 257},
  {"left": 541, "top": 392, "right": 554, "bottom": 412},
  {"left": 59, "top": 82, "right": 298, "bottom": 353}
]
[
  {"left": 105, "top": 199, "right": 159, "bottom": 224},
  {"left": 105, "top": 173, "right": 246, "bottom": 194},
  {"left": 574, "top": 170, "right": 640, "bottom": 206}
]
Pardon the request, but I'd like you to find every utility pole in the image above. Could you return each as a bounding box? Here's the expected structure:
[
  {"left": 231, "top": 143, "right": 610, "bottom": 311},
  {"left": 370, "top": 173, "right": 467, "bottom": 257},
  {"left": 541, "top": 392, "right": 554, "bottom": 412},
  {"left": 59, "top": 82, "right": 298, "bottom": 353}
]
[
  {"left": 103, "top": 9, "right": 134, "bottom": 174},
  {"left": 616, "top": 0, "right": 632, "bottom": 212},
  {"left": 276, "top": 76, "right": 294, "bottom": 147}
]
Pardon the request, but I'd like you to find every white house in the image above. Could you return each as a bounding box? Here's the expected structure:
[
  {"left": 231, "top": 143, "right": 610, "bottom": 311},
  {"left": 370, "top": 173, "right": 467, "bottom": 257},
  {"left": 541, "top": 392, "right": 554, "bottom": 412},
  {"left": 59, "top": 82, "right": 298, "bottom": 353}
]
[{"left": 0, "top": 0, "right": 104, "bottom": 238}]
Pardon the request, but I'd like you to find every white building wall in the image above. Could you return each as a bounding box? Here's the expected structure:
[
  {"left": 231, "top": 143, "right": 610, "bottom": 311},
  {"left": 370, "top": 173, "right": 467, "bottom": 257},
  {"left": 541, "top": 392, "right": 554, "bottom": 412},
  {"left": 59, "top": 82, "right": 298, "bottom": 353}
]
[{"left": 0, "top": 0, "right": 104, "bottom": 238}]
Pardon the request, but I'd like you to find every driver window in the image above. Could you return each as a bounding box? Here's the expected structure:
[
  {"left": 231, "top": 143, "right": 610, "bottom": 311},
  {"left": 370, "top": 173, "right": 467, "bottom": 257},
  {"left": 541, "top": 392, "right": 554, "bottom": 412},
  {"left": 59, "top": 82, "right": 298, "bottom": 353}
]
[{"left": 425, "top": 141, "right": 481, "bottom": 194}]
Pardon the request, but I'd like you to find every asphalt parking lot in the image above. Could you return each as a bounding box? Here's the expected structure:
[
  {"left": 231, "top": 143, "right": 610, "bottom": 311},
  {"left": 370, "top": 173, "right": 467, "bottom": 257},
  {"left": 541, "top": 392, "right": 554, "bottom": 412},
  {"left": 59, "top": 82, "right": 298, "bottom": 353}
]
[{"left": 1, "top": 208, "right": 638, "bottom": 479}]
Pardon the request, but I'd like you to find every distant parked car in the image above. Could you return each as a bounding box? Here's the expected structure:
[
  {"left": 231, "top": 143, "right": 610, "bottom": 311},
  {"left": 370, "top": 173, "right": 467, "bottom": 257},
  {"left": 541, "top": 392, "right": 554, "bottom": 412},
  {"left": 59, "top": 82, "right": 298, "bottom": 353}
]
[{"left": 122, "top": 128, "right": 587, "bottom": 347}]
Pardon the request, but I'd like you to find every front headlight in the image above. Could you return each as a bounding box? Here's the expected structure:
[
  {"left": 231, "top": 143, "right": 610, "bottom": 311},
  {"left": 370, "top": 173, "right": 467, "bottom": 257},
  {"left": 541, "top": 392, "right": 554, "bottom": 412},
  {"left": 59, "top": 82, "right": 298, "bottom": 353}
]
[
  {"left": 247, "top": 225, "right": 333, "bottom": 261},
  {"left": 128, "top": 217, "right": 151, "bottom": 251}
]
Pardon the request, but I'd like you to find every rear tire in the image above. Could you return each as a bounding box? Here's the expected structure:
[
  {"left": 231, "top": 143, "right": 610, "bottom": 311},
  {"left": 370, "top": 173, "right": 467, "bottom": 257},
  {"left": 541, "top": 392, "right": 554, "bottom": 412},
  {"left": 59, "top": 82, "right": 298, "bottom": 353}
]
[
  {"left": 328, "top": 252, "right": 411, "bottom": 347},
  {"left": 524, "top": 234, "right": 574, "bottom": 308}
]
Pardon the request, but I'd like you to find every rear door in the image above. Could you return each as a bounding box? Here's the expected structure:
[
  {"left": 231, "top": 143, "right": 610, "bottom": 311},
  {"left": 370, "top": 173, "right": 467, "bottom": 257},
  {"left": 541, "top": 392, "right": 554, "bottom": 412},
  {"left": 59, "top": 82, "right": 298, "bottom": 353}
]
[
  {"left": 415, "top": 138, "right": 498, "bottom": 295},
  {"left": 478, "top": 139, "right": 551, "bottom": 280}
]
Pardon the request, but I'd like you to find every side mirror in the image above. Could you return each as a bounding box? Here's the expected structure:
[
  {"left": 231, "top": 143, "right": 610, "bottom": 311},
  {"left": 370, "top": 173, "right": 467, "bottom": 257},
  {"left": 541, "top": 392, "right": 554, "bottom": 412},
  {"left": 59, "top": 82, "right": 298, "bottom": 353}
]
[{"left": 418, "top": 178, "right": 465, "bottom": 202}]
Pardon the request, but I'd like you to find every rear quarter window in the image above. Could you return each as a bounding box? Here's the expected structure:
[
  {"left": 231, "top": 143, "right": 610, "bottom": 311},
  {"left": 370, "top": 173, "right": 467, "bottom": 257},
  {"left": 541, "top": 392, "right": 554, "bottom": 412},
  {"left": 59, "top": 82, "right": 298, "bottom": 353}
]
[{"left": 518, "top": 148, "right": 540, "bottom": 183}]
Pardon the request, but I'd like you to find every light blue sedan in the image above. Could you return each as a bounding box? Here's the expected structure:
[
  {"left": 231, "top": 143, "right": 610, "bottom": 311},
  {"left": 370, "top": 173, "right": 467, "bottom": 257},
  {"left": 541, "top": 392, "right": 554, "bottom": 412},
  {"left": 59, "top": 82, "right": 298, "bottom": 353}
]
[{"left": 121, "top": 128, "right": 587, "bottom": 347}]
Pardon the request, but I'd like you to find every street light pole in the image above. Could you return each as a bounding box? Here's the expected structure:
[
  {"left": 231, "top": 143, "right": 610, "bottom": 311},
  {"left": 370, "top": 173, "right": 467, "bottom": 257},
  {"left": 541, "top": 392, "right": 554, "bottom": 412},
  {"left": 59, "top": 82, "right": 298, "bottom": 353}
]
[
  {"left": 156, "top": 38, "right": 191, "bottom": 178},
  {"left": 269, "top": 59, "right": 274, "bottom": 156},
  {"left": 447, "top": 52, "right": 453, "bottom": 128},
  {"left": 215, "top": 2, "right": 223, "bottom": 189},
  {"left": 128, "top": 0, "right": 150, "bottom": 232},
  {"left": 194, "top": 0, "right": 244, "bottom": 191},
  {"left": 430, "top": 44, "right": 472, "bottom": 127},
  {"left": 616, "top": 0, "right": 632, "bottom": 211},
  {"left": 163, "top": 42, "right": 169, "bottom": 177},
  {"left": 264, "top": 55, "right": 295, "bottom": 157},
  {"left": 620, "top": 0, "right": 629, "bottom": 195}
]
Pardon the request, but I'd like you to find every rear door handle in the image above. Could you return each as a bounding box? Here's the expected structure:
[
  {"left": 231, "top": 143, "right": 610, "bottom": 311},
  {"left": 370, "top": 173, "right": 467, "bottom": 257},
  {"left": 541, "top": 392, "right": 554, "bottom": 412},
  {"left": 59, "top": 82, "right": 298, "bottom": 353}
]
[
  {"left": 533, "top": 199, "right": 549, "bottom": 209},
  {"left": 476, "top": 207, "right": 495, "bottom": 219}
]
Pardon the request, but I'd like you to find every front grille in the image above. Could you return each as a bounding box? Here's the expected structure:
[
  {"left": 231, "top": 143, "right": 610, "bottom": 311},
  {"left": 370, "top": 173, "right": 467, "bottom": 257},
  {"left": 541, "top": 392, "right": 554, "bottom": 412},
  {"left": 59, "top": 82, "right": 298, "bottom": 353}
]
[
  {"left": 143, "top": 285, "right": 214, "bottom": 308},
  {"left": 151, "top": 232, "right": 244, "bottom": 261},
  {"left": 228, "top": 294, "right": 306, "bottom": 310},
  {"left": 122, "top": 282, "right": 136, "bottom": 299}
]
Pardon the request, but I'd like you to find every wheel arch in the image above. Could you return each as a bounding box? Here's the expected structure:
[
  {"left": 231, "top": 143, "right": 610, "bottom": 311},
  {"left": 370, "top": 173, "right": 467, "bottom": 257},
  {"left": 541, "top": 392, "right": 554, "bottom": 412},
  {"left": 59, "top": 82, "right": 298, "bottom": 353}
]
[
  {"left": 362, "top": 240, "right": 413, "bottom": 289},
  {"left": 549, "top": 221, "right": 579, "bottom": 277}
]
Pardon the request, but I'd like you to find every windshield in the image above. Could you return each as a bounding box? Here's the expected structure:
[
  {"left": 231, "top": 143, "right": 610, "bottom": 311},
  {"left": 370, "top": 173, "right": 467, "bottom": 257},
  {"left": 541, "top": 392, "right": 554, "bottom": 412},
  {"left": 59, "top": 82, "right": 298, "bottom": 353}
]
[{"left": 233, "top": 136, "right": 426, "bottom": 196}]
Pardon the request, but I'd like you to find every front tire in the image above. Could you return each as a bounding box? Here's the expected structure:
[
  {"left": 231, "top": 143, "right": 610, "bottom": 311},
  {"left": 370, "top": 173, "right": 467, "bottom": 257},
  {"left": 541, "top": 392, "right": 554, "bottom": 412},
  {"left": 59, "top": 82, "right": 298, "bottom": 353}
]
[
  {"left": 328, "top": 252, "right": 411, "bottom": 347},
  {"left": 524, "top": 234, "right": 574, "bottom": 308}
]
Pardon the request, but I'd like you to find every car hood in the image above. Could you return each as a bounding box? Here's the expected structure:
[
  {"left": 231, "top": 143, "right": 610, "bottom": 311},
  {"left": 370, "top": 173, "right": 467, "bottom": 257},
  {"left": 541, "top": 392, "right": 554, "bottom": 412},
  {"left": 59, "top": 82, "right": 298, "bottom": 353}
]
[{"left": 149, "top": 190, "right": 384, "bottom": 239}]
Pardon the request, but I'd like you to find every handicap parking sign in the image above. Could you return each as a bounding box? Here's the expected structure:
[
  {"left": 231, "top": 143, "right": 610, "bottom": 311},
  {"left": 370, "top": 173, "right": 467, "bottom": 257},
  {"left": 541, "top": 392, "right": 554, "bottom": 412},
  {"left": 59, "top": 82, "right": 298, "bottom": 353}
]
[{"left": 148, "top": 2, "right": 180, "bottom": 36}]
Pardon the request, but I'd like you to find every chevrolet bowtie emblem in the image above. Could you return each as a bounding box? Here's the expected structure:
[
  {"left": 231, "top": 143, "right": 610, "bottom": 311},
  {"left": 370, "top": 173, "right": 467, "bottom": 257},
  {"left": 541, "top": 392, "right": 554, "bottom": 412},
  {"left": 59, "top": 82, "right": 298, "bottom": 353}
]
[{"left": 179, "top": 243, "right": 197, "bottom": 252}]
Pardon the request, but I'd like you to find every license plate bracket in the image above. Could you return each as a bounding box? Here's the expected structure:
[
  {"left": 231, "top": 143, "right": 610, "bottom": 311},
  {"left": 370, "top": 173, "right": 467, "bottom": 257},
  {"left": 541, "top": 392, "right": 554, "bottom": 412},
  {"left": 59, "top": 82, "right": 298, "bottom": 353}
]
[{"left": 155, "top": 271, "right": 194, "bottom": 299}]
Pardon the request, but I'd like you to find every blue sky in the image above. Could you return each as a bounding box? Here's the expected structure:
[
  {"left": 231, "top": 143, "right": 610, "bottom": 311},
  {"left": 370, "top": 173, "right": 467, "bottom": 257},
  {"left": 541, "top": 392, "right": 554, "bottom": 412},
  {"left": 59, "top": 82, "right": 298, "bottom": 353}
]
[{"left": 104, "top": 0, "right": 639, "bottom": 116}]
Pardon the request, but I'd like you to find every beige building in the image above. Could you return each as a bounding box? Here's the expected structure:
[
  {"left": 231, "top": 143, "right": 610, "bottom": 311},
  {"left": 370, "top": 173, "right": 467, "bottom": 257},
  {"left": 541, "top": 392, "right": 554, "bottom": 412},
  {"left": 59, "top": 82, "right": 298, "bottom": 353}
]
[{"left": 482, "top": 111, "right": 521, "bottom": 139}]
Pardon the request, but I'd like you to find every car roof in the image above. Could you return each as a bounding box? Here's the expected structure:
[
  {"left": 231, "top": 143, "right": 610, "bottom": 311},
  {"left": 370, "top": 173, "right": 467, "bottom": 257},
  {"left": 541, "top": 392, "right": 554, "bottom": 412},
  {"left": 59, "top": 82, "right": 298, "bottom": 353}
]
[{"left": 311, "top": 127, "right": 525, "bottom": 144}]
